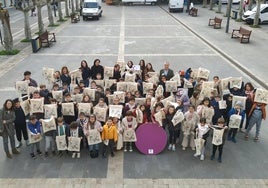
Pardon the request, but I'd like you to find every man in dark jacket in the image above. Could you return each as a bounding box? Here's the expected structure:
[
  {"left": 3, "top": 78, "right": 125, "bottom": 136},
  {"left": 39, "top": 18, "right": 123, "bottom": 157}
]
[{"left": 13, "top": 98, "right": 29, "bottom": 148}]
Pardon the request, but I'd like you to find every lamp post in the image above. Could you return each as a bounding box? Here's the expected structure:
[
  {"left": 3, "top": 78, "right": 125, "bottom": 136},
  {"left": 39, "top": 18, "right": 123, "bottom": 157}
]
[{"left": 53, "top": 0, "right": 57, "bottom": 17}]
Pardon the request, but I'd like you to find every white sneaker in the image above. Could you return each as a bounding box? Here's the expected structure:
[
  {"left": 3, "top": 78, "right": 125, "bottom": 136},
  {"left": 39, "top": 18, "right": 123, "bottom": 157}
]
[
  {"left": 200, "top": 155, "right": 205, "bottom": 161},
  {"left": 124, "top": 148, "right": 127, "bottom": 152},
  {"left": 72, "top": 153, "right": 76, "bottom": 158},
  {"left": 194, "top": 153, "right": 199, "bottom": 157},
  {"left": 129, "top": 147, "right": 133, "bottom": 152},
  {"left": 77, "top": 153, "right": 80, "bottom": 158},
  {"left": 172, "top": 145, "right": 176, "bottom": 151},
  {"left": 168, "top": 144, "right": 172, "bottom": 150},
  {"left": 182, "top": 147, "right": 186, "bottom": 151},
  {"left": 191, "top": 147, "right": 196, "bottom": 151}
]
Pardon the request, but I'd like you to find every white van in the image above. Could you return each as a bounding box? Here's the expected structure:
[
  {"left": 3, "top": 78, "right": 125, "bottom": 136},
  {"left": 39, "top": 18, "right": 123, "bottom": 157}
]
[
  {"left": 82, "top": 0, "right": 102, "bottom": 20},
  {"left": 168, "top": 0, "right": 184, "bottom": 12},
  {"left": 122, "top": 0, "right": 157, "bottom": 5},
  {"left": 242, "top": 4, "right": 268, "bottom": 24},
  {"left": 219, "top": 0, "right": 240, "bottom": 4}
]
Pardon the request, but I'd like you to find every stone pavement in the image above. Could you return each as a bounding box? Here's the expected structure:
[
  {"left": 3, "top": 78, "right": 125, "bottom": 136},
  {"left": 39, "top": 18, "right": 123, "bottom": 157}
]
[{"left": 0, "top": 3, "right": 268, "bottom": 188}]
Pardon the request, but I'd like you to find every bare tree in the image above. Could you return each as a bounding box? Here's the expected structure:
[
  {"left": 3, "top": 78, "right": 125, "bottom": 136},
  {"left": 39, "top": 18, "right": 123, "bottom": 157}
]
[
  {"left": 217, "top": 0, "right": 222, "bottom": 13},
  {"left": 209, "top": 0, "right": 214, "bottom": 10},
  {"left": 58, "top": 0, "right": 64, "bottom": 21},
  {"left": 36, "top": 0, "right": 46, "bottom": 33},
  {"left": 65, "top": 0, "right": 70, "bottom": 17},
  {"left": 75, "top": 0, "right": 79, "bottom": 12},
  {"left": 0, "top": 5, "right": 13, "bottom": 51},
  {"left": 17, "top": 0, "right": 35, "bottom": 40},
  {"left": 238, "top": 0, "right": 243, "bottom": 20},
  {"left": 253, "top": 0, "right": 261, "bottom": 26},
  {"left": 203, "top": 0, "right": 208, "bottom": 8},
  {"left": 46, "top": 0, "right": 55, "bottom": 26}
]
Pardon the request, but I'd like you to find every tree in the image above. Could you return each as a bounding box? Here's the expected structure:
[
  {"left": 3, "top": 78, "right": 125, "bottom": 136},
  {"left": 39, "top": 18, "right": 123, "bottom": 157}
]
[
  {"left": 36, "top": 0, "right": 46, "bottom": 33},
  {"left": 57, "top": 0, "right": 64, "bottom": 21},
  {"left": 202, "top": 0, "right": 208, "bottom": 8},
  {"left": 209, "top": 0, "right": 214, "bottom": 10},
  {"left": 217, "top": 0, "right": 222, "bottom": 13},
  {"left": 46, "top": 0, "right": 54, "bottom": 26},
  {"left": 253, "top": 0, "right": 261, "bottom": 26},
  {"left": 16, "top": 0, "right": 35, "bottom": 40},
  {"left": 238, "top": 0, "right": 243, "bottom": 20},
  {"left": 75, "top": 0, "right": 79, "bottom": 12},
  {"left": 64, "top": 0, "right": 70, "bottom": 17},
  {"left": 0, "top": 5, "right": 13, "bottom": 51}
]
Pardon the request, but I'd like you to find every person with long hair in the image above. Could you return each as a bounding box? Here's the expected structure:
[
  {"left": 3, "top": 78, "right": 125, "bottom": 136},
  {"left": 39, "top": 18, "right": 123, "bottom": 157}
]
[
  {"left": 0, "top": 99, "right": 20, "bottom": 158},
  {"left": 79, "top": 60, "right": 91, "bottom": 87}
]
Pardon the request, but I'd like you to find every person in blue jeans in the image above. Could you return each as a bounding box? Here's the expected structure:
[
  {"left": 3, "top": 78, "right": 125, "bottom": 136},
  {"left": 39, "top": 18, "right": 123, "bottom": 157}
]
[{"left": 245, "top": 102, "right": 266, "bottom": 141}]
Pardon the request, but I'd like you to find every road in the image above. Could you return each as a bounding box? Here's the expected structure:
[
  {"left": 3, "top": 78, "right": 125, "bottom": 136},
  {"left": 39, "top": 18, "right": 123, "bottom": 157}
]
[{"left": 0, "top": 2, "right": 268, "bottom": 187}]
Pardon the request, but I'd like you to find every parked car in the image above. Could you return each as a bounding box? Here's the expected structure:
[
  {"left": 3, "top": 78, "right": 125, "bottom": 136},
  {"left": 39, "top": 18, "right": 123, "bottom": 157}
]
[
  {"left": 168, "top": 0, "right": 184, "bottom": 12},
  {"left": 242, "top": 4, "right": 268, "bottom": 24}
]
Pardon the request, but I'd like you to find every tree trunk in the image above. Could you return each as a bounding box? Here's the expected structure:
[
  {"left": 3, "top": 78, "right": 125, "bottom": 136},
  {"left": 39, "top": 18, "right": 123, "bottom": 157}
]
[
  {"left": 248, "top": 0, "right": 253, "bottom": 10},
  {"left": 37, "top": 5, "right": 44, "bottom": 33},
  {"left": 23, "top": 10, "right": 31, "bottom": 40},
  {"left": 202, "top": 0, "right": 207, "bottom": 8},
  {"left": 71, "top": 0, "right": 75, "bottom": 13},
  {"left": 65, "top": 0, "right": 70, "bottom": 16},
  {"left": 225, "top": 1, "right": 232, "bottom": 16},
  {"left": 47, "top": 0, "right": 54, "bottom": 26},
  {"left": 75, "top": 0, "right": 79, "bottom": 11},
  {"left": 253, "top": 0, "right": 261, "bottom": 26},
  {"left": 209, "top": 0, "right": 214, "bottom": 10},
  {"left": 58, "top": 0, "right": 63, "bottom": 20},
  {"left": 238, "top": 0, "right": 243, "bottom": 20},
  {"left": 0, "top": 9, "right": 13, "bottom": 51},
  {"left": 217, "top": 0, "right": 222, "bottom": 13}
]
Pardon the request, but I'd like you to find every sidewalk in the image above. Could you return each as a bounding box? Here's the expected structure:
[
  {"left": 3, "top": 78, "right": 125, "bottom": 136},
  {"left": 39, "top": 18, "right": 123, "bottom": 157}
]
[{"left": 165, "top": 4, "right": 268, "bottom": 89}]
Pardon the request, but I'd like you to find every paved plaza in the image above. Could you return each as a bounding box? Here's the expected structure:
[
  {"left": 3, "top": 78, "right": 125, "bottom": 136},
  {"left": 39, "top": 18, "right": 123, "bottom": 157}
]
[{"left": 0, "top": 2, "right": 268, "bottom": 187}]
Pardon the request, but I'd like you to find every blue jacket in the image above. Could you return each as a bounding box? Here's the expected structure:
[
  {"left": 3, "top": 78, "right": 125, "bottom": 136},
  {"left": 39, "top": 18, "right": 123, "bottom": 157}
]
[
  {"left": 228, "top": 108, "right": 245, "bottom": 121},
  {"left": 28, "top": 121, "right": 42, "bottom": 134}
]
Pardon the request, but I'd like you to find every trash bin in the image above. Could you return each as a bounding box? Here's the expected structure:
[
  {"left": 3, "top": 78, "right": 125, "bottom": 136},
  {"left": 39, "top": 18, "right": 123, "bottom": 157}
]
[
  {"left": 232, "top": 10, "right": 238, "bottom": 19},
  {"left": 31, "top": 35, "right": 41, "bottom": 53}
]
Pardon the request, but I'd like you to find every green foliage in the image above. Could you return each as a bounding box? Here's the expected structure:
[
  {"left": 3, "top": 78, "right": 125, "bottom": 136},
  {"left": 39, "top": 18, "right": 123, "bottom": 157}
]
[
  {"left": 57, "top": 19, "right": 67, "bottom": 22},
  {"left": 20, "top": 38, "right": 31, "bottom": 42},
  {"left": 0, "top": 49, "right": 20, "bottom": 55},
  {"left": 250, "top": 25, "right": 261, "bottom": 28},
  {"left": 48, "top": 24, "right": 60, "bottom": 27}
]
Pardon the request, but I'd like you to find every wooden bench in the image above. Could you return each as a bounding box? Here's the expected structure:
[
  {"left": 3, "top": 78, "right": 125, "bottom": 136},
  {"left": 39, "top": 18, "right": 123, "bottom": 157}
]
[
  {"left": 231, "top": 26, "right": 252, "bottom": 43},
  {"left": 71, "top": 13, "right": 80, "bottom": 23},
  {"left": 39, "top": 30, "right": 56, "bottom": 47},
  {"left": 189, "top": 8, "right": 198, "bottom": 17},
  {"left": 208, "top": 17, "right": 222, "bottom": 29}
]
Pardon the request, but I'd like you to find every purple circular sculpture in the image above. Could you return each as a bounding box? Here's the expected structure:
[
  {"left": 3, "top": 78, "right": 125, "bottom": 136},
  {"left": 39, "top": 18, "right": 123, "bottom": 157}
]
[{"left": 135, "top": 123, "right": 167, "bottom": 155}]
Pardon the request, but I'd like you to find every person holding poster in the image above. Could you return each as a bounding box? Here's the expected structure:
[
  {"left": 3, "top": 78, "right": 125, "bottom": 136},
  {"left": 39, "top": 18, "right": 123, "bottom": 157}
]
[
  {"left": 163, "top": 106, "right": 181, "bottom": 151},
  {"left": 56, "top": 117, "right": 68, "bottom": 157},
  {"left": 245, "top": 102, "right": 267, "bottom": 141},
  {"left": 22, "top": 71, "right": 38, "bottom": 87},
  {"left": 101, "top": 117, "right": 118, "bottom": 158},
  {"left": 67, "top": 121, "right": 83, "bottom": 158},
  {"left": 210, "top": 118, "right": 228, "bottom": 163},
  {"left": 196, "top": 97, "right": 215, "bottom": 125},
  {"left": 113, "top": 117, "right": 123, "bottom": 150},
  {"left": 194, "top": 118, "right": 210, "bottom": 161},
  {"left": 84, "top": 114, "right": 103, "bottom": 158},
  {"left": 28, "top": 115, "right": 42, "bottom": 159},
  {"left": 182, "top": 105, "right": 199, "bottom": 151},
  {"left": 122, "top": 111, "right": 137, "bottom": 152},
  {"left": 13, "top": 98, "right": 29, "bottom": 148},
  {"left": 227, "top": 101, "right": 245, "bottom": 143}
]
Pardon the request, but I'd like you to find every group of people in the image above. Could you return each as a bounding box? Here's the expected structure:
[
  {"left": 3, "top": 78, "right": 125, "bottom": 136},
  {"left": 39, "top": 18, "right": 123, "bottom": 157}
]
[{"left": 0, "top": 58, "right": 266, "bottom": 163}]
